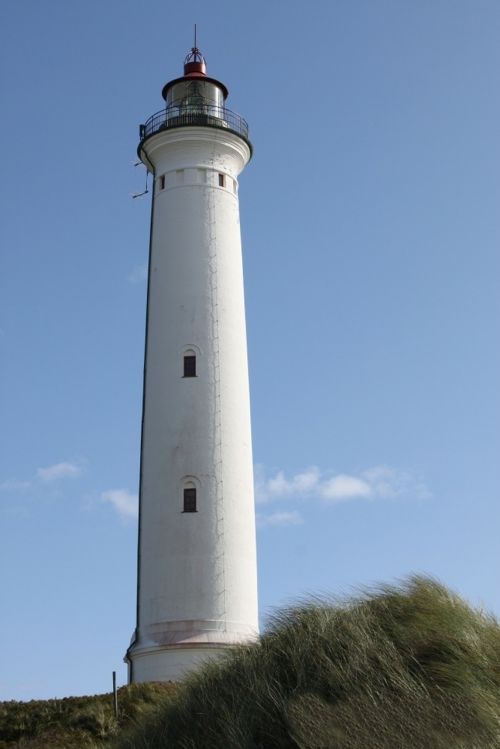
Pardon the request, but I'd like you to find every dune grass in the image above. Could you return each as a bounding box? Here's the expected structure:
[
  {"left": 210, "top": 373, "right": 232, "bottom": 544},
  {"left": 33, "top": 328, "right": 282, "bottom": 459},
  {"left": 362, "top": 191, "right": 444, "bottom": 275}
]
[
  {"left": 0, "top": 683, "right": 176, "bottom": 749},
  {"left": 114, "top": 577, "right": 500, "bottom": 749}
]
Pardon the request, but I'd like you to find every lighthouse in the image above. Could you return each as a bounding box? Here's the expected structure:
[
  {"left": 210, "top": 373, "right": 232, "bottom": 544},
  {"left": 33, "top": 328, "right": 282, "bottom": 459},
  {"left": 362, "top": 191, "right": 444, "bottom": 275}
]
[{"left": 126, "top": 45, "right": 259, "bottom": 683}]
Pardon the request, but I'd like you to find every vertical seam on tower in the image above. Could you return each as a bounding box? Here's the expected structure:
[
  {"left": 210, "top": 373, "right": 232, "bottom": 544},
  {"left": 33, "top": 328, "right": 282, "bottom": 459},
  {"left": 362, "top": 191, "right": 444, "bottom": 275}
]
[{"left": 208, "top": 146, "right": 227, "bottom": 626}]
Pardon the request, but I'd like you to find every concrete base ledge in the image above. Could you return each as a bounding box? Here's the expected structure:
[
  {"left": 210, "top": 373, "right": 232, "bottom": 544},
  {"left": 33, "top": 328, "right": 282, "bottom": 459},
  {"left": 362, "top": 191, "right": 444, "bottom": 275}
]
[{"left": 130, "top": 644, "right": 234, "bottom": 683}]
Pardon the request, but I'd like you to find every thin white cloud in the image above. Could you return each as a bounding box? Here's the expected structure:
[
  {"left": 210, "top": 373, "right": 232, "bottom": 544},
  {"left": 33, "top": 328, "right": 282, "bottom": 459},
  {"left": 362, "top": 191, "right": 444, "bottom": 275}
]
[
  {"left": 320, "top": 474, "right": 372, "bottom": 502},
  {"left": 0, "top": 478, "right": 31, "bottom": 492},
  {"left": 257, "top": 510, "right": 303, "bottom": 527},
  {"left": 361, "top": 465, "right": 431, "bottom": 500},
  {"left": 256, "top": 464, "right": 430, "bottom": 505},
  {"left": 128, "top": 264, "right": 148, "bottom": 283},
  {"left": 267, "top": 466, "right": 320, "bottom": 497},
  {"left": 37, "top": 462, "right": 83, "bottom": 482},
  {"left": 101, "top": 489, "right": 138, "bottom": 519},
  {"left": 255, "top": 465, "right": 320, "bottom": 502}
]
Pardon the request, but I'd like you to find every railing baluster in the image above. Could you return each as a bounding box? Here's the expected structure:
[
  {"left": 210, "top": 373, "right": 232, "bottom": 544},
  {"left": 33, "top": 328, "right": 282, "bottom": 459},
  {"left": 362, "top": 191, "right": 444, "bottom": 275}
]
[{"left": 140, "top": 105, "right": 249, "bottom": 144}]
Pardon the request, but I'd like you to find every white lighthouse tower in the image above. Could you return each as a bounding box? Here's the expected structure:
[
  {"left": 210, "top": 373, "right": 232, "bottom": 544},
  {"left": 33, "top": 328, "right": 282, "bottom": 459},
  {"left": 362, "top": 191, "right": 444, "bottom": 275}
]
[{"left": 126, "top": 45, "right": 259, "bottom": 683}]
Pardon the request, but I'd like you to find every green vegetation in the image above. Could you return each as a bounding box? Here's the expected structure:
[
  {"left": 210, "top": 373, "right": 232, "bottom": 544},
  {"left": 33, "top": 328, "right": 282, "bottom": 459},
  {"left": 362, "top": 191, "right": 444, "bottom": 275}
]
[
  {"left": 115, "top": 578, "right": 500, "bottom": 748},
  {"left": 0, "top": 683, "right": 175, "bottom": 749},
  {"left": 3, "top": 578, "right": 500, "bottom": 748}
]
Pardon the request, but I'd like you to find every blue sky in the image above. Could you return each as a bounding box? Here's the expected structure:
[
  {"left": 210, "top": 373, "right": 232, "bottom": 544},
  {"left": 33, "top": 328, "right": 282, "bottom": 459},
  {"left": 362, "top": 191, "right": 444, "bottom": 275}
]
[{"left": 1, "top": 0, "right": 499, "bottom": 701}]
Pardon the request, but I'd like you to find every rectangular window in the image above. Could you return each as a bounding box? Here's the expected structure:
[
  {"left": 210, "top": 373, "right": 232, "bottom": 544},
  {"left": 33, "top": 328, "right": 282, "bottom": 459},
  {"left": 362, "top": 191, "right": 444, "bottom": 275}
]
[
  {"left": 183, "top": 488, "right": 197, "bottom": 513},
  {"left": 160, "top": 175, "right": 165, "bottom": 189},
  {"left": 218, "top": 173, "right": 225, "bottom": 187},
  {"left": 183, "top": 355, "right": 196, "bottom": 378}
]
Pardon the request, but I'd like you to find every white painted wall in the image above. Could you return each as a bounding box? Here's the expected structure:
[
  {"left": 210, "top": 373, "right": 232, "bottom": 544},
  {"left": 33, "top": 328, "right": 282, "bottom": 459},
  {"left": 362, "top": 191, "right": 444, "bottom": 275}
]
[{"left": 128, "top": 126, "right": 258, "bottom": 683}]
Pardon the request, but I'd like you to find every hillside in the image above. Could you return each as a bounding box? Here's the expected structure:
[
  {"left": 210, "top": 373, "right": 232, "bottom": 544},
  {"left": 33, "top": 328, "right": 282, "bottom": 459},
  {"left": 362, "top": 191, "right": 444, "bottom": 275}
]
[
  {"left": 3, "top": 578, "right": 500, "bottom": 748},
  {"left": 0, "top": 683, "right": 176, "bottom": 749},
  {"left": 116, "top": 578, "right": 500, "bottom": 749}
]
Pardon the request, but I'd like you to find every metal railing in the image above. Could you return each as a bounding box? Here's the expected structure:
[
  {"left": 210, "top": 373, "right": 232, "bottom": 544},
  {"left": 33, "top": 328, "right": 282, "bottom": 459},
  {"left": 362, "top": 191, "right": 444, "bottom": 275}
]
[{"left": 139, "top": 104, "right": 250, "bottom": 144}]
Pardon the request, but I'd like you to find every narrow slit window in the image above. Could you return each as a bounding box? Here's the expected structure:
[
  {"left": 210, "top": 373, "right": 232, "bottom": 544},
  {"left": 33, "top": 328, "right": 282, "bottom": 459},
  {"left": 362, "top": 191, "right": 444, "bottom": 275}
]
[
  {"left": 218, "top": 173, "right": 225, "bottom": 187},
  {"left": 183, "top": 354, "right": 196, "bottom": 378},
  {"left": 183, "top": 487, "right": 197, "bottom": 513},
  {"left": 160, "top": 175, "right": 165, "bottom": 190}
]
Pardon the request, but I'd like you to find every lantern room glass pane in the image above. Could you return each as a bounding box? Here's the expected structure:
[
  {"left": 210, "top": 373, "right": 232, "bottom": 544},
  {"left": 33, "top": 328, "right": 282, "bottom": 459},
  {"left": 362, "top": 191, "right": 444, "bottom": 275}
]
[{"left": 166, "top": 80, "right": 224, "bottom": 111}]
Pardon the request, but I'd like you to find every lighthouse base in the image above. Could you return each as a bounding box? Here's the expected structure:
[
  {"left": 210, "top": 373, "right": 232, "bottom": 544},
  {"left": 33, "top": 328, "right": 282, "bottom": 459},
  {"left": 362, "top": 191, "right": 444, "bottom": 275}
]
[{"left": 127, "top": 643, "right": 237, "bottom": 683}]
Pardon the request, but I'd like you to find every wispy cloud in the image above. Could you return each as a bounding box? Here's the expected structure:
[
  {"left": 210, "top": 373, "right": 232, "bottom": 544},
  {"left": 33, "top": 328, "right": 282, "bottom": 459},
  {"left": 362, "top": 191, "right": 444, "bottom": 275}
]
[
  {"left": 257, "top": 510, "right": 303, "bottom": 527},
  {"left": 1, "top": 459, "right": 85, "bottom": 494},
  {"left": 265, "top": 466, "right": 321, "bottom": 498},
  {"left": 361, "top": 465, "right": 431, "bottom": 500},
  {"left": 37, "top": 462, "right": 83, "bottom": 482},
  {"left": 320, "top": 474, "right": 372, "bottom": 502},
  {"left": 256, "top": 464, "right": 430, "bottom": 504},
  {"left": 0, "top": 478, "right": 31, "bottom": 492},
  {"left": 128, "top": 264, "right": 147, "bottom": 283},
  {"left": 101, "top": 489, "right": 138, "bottom": 519}
]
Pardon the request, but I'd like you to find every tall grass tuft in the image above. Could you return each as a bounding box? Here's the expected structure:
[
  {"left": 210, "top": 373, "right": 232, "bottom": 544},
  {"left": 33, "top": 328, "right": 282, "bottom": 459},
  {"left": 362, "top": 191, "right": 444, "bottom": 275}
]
[{"left": 114, "top": 577, "right": 500, "bottom": 748}]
